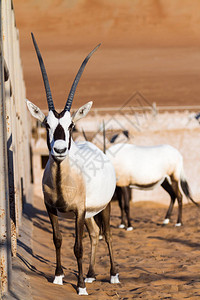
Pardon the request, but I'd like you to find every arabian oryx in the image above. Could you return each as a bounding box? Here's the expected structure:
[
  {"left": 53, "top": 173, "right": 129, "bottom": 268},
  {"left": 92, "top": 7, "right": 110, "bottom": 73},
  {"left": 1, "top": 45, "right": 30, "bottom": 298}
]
[
  {"left": 107, "top": 143, "right": 199, "bottom": 230},
  {"left": 27, "top": 33, "right": 119, "bottom": 295}
]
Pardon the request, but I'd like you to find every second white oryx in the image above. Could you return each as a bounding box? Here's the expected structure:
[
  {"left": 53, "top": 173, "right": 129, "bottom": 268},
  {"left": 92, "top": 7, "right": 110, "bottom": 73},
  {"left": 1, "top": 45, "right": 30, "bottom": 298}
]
[
  {"left": 27, "top": 33, "right": 119, "bottom": 295},
  {"left": 107, "top": 143, "right": 199, "bottom": 229}
]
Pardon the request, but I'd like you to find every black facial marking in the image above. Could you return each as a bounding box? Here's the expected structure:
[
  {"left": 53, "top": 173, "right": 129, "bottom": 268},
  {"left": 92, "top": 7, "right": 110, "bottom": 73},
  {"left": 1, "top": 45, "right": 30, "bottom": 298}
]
[
  {"left": 68, "top": 122, "right": 74, "bottom": 150},
  {"left": 52, "top": 110, "right": 66, "bottom": 119},
  {"left": 43, "top": 118, "right": 51, "bottom": 151},
  {"left": 45, "top": 110, "right": 73, "bottom": 153},
  {"left": 54, "top": 124, "right": 65, "bottom": 141},
  {"left": 47, "top": 131, "right": 51, "bottom": 151},
  {"left": 55, "top": 162, "right": 69, "bottom": 211},
  {"left": 56, "top": 162, "right": 62, "bottom": 197}
]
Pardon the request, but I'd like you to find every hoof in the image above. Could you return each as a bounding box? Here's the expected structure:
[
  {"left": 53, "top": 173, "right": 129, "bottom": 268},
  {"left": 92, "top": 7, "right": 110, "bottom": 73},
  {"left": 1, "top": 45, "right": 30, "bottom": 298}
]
[
  {"left": 175, "top": 223, "right": 182, "bottom": 227},
  {"left": 163, "top": 218, "right": 170, "bottom": 225},
  {"left": 99, "top": 235, "right": 103, "bottom": 240},
  {"left": 85, "top": 277, "right": 96, "bottom": 283},
  {"left": 77, "top": 287, "right": 88, "bottom": 295},
  {"left": 118, "top": 224, "right": 125, "bottom": 229},
  {"left": 53, "top": 274, "right": 64, "bottom": 285},
  {"left": 110, "top": 273, "right": 120, "bottom": 284},
  {"left": 126, "top": 226, "right": 133, "bottom": 231}
]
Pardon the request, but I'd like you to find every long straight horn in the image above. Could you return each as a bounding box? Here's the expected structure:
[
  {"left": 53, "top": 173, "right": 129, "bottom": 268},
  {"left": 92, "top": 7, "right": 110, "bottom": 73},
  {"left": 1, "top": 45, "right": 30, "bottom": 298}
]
[
  {"left": 31, "top": 33, "right": 55, "bottom": 111},
  {"left": 64, "top": 44, "right": 101, "bottom": 112}
]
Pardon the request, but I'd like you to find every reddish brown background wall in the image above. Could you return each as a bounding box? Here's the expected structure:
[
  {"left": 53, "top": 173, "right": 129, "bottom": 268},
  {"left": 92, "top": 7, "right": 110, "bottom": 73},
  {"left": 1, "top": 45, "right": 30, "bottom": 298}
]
[{"left": 13, "top": 0, "right": 200, "bottom": 110}]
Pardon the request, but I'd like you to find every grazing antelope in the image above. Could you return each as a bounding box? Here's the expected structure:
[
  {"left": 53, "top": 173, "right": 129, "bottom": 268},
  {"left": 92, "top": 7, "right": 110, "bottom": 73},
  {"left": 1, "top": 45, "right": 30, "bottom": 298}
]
[
  {"left": 107, "top": 143, "right": 199, "bottom": 230},
  {"left": 27, "top": 33, "right": 119, "bottom": 295}
]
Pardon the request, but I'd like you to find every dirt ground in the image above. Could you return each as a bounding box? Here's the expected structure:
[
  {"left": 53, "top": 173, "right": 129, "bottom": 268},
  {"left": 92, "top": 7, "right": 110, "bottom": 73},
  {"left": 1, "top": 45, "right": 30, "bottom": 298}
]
[{"left": 8, "top": 193, "right": 200, "bottom": 299}]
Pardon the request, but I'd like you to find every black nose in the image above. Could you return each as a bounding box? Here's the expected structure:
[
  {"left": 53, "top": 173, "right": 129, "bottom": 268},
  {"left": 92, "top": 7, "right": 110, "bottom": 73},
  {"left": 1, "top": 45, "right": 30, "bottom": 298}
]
[{"left": 54, "top": 147, "right": 67, "bottom": 154}]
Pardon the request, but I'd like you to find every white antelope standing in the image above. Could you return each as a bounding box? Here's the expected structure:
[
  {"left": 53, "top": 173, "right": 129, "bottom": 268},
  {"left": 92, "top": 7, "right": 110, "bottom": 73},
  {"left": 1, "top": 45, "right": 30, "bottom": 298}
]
[
  {"left": 27, "top": 33, "right": 119, "bottom": 295},
  {"left": 107, "top": 143, "right": 199, "bottom": 230}
]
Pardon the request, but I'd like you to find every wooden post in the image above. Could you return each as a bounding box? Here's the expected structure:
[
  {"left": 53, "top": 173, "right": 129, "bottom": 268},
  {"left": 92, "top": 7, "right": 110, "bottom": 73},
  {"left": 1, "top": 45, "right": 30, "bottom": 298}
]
[
  {"left": 2, "top": 0, "right": 17, "bottom": 257},
  {"left": 0, "top": 0, "right": 31, "bottom": 295},
  {"left": 0, "top": 1, "right": 11, "bottom": 294}
]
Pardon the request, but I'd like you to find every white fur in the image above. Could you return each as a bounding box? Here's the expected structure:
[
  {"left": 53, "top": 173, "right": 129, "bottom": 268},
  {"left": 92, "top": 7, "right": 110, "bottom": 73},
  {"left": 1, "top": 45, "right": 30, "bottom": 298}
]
[
  {"left": 53, "top": 274, "right": 64, "bottom": 285},
  {"left": 70, "top": 141, "right": 116, "bottom": 218},
  {"left": 118, "top": 224, "right": 125, "bottom": 229},
  {"left": 126, "top": 226, "right": 133, "bottom": 231},
  {"left": 72, "top": 101, "right": 93, "bottom": 123},
  {"left": 77, "top": 287, "right": 88, "bottom": 295},
  {"left": 26, "top": 100, "right": 45, "bottom": 122},
  {"left": 107, "top": 143, "right": 185, "bottom": 188},
  {"left": 163, "top": 218, "right": 170, "bottom": 225},
  {"left": 175, "top": 222, "right": 182, "bottom": 227},
  {"left": 85, "top": 277, "right": 96, "bottom": 283},
  {"left": 110, "top": 273, "right": 120, "bottom": 284}
]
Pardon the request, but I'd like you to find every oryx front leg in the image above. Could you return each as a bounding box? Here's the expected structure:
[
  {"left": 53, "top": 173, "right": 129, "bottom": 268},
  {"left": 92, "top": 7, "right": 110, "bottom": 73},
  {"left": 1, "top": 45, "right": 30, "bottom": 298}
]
[
  {"left": 84, "top": 217, "right": 100, "bottom": 283},
  {"left": 74, "top": 211, "right": 88, "bottom": 295},
  {"left": 101, "top": 203, "right": 120, "bottom": 284},
  {"left": 45, "top": 204, "right": 64, "bottom": 285}
]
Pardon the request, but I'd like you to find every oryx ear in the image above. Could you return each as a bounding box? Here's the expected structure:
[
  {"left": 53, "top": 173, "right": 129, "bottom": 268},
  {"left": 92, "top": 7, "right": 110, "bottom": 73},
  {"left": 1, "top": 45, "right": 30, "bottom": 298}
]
[
  {"left": 26, "top": 100, "right": 46, "bottom": 123},
  {"left": 72, "top": 101, "right": 93, "bottom": 123}
]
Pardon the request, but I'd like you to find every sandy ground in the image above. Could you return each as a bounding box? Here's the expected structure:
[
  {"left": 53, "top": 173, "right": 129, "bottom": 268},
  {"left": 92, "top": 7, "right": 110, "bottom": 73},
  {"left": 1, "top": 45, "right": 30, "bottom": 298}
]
[{"left": 7, "top": 192, "right": 200, "bottom": 299}]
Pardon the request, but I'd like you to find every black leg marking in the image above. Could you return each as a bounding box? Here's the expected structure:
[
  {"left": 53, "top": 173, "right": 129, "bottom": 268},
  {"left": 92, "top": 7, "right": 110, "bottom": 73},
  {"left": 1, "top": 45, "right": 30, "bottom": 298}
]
[
  {"left": 100, "top": 203, "right": 119, "bottom": 280},
  {"left": 74, "top": 211, "right": 86, "bottom": 292},
  {"left": 116, "top": 186, "right": 126, "bottom": 228},
  {"left": 85, "top": 217, "right": 100, "bottom": 281},
  {"left": 45, "top": 204, "right": 64, "bottom": 278},
  {"left": 161, "top": 178, "right": 176, "bottom": 223},
  {"left": 171, "top": 180, "right": 183, "bottom": 226},
  {"left": 122, "top": 186, "right": 132, "bottom": 229}
]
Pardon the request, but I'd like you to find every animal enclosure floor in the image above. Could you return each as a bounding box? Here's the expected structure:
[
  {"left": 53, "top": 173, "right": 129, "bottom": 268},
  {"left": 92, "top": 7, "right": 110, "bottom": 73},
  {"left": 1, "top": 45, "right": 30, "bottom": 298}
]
[{"left": 11, "top": 194, "right": 200, "bottom": 299}]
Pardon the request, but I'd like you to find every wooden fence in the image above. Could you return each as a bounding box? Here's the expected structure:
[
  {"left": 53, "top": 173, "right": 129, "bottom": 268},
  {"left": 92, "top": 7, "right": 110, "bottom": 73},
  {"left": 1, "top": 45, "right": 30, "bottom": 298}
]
[{"left": 0, "top": 0, "right": 31, "bottom": 296}]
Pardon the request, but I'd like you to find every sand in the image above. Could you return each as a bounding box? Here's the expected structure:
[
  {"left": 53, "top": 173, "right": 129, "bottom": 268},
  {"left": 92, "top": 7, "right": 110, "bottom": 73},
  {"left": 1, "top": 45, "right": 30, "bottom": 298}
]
[{"left": 11, "top": 194, "right": 200, "bottom": 299}]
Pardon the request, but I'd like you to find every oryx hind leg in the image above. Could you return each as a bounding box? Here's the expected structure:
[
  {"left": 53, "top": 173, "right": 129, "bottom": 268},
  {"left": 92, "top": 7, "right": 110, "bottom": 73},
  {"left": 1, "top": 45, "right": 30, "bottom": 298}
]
[
  {"left": 99, "top": 203, "right": 120, "bottom": 284},
  {"left": 84, "top": 217, "right": 100, "bottom": 283},
  {"left": 45, "top": 203, "right": 64, "bottom": 285},
  {"left": 161, "top": 178, "right": 176, "bottom": 225},
  {"left": 122, "top": 186, "right": 133, "bottom": 231},
  {"left": 74, "top": 211, "right": 88, "bottom": 295},
  {"left": 116, "top": 186, "right": 126, "bottom": 229},
  {"left": 171, "top": 179, "right": 183, "bottom": 226}
]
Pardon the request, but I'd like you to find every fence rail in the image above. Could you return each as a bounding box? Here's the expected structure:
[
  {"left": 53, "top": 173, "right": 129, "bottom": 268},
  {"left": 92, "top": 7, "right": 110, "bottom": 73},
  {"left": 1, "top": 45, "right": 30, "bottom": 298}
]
[
  {"left": 0, "top": 0, "right": 31, "bottom": 296},
  {"left": 41, "top": 105, "right": 200, "bottom": 116}
]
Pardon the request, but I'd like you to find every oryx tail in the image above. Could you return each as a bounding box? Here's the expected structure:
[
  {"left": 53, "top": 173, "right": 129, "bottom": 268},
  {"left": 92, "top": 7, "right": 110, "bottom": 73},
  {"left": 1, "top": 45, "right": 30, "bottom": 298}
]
[{"left": 180, "top": 172, "right": 199, "bottom": 207}]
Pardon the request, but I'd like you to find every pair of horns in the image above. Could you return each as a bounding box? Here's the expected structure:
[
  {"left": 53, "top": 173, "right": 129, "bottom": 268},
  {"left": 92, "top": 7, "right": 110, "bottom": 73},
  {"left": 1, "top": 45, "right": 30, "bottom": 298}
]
[{"left": 31, "top": 32, "right": 100, "bottom": 112}]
